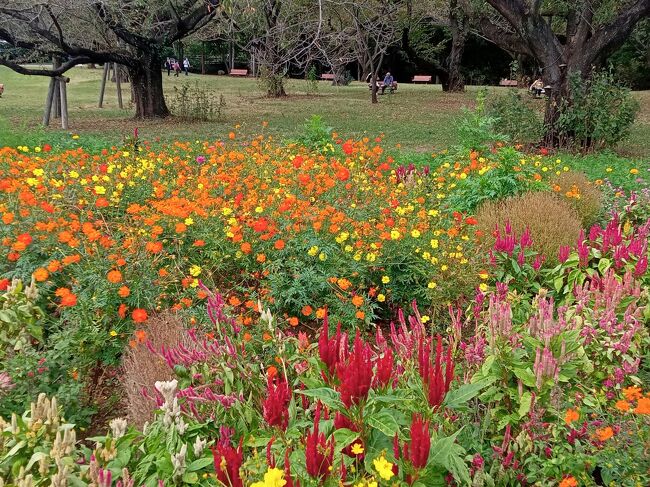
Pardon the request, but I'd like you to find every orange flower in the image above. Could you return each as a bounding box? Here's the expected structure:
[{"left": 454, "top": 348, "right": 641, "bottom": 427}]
[
  {"left": 47, "top": 260, "right": 61, "bottom": 272},
  {"left": 622, "top": 386, "right": 643, "bottom": 401},
  {"left": 559, "top": 476, "right": 577, "bottom": 487},
  {"left": 240, "top": 242, "right": 252, "bottom": 254},
  {"left": 33, "top": 267, "right": 49, "bottom": 282},
  {"left": 107, "top": 270, "right": 122, "bottom": 283},
  {"left": 351, "top": 295, "right": 364, "bottom": 307},
  {"left": 256, "top": 253, "right": 266, "bottom": 263},
  {"left": 288, "top": 316, "right": 299, "bottom": 327},
  {"left": 355, "top": 310, "right": 365, "bottom": 319},
  {"left": 316, "top": 308, "right": 326, "bottom": 319},
  {"left": 267, "top": 365, "right": 278, "bottom": 378},
  {"left": 595, "top": 426, "right": 614, "bottom": 441},
  {"left": 634, "top": 396, "right": 650, "bottom": 414},
  {"left": 274, "top": 239, "right": 285, "bottom": 250},
  {"left": 243, "top": 332, "right": 252, "bottom": 342},
  {"left": 134, "top": 329, "right": 147, "bottom": 343},
  {"left": 175, "top": 222, "right": 187, "bottom": 233},
  {"left": 193, "top": 239, "right": 206, "bottom": 247},
  {"left": 146, "top": 241, "right": 163, "bottom": 253},
  {"left": 132, "top": 308, "right": 148, "bottom": 323},
  {"left": 2, "top": 212, "right": 14, "bottom": 224},
  {"left": 118, "top": 303, "right": 128, "bottom": 319},
  {"left": 229, "top": 296, "right": 241, "bottom": 306},
  {"left": 564, "top": 408, "right": 579, "bottom": 425},
  {"left": 337, "top": 278, "right": 351, "bottom": 290},
  {"left": 118, "top": 286, "right": 130, "bottom": 298},
  {"left": 60, "top": 293, "right": 77, "bottom": 307},
  {"left": 301, "top": 305, "right": 313, "bottom": 316},
  {"left": 615, "top": 400, "right": 630, "bottom": 412},
  {"left": 55, "top": 287, "right": 71, "bottom": 297}
]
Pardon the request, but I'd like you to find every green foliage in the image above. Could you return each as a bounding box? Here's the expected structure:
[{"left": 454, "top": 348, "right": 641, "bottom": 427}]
[
  {"left": 558, "top": 70, "right": 640, "bottom": 151},
  {"left": 305, "top": 65, "right": 319, "bottom": 94},
  {"left": 456, "top": 89, "right": 509, "bottom": 151},
  {"left": 168, "top": 81, "right": 226, "bottom": 121},
  {"left": 295, "top": 115, "right": 333, "bottom": 151},
  {"left": 487, "top": 90, "right": 544, "bottom": 145},
  {"left": 0, "top": 278, "right": 43, "bottom": 362}
]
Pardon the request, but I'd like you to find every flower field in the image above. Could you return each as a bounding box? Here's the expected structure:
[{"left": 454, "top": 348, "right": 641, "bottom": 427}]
[{"left": 0, "top": 129, "right": 649, "bottom": 486}]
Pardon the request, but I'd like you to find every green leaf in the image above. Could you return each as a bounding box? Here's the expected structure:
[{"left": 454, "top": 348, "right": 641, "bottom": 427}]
[
  {"left": 182, "top": 472, "right": 199, "bottom": 484},
  {"left": 296, "top": 387, "right": 342, "bottom": 410},
  {"left": 598, "top": 258, "right": 611, "bottom": 275},
  {"left": 25, "top": 451, "right": 47, "bottom": 472},
  {"left": 553, "top": 276, "right": 564, "bottom": 293},
  {"left": 513, "top": 367, "right": 537, "bottom": 388},
  {"left": 366, "top": 410, "right": 399, "bottom": 437},
  {"left": 518, "top": 392, "right": 532, "bottom": 418},
  {"left": 332, "top": 428, "right": 359, "bottom": 451},
  {"left": 187, "top": 457, "right": 214, "bottom": 472},
  {"left": 444, "top": 379, "right": 492, "bottom": 409}
]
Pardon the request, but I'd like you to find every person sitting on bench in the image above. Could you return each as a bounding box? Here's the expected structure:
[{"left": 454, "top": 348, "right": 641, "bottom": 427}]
[
  {"left": 529, "top": 78, "right": 544, "bottom": 97},
  {"left": 381, "top": 72, "right": 397, "bottom": 94}
]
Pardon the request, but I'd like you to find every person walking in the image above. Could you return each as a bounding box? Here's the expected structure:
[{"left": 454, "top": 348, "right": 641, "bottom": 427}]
[
  {"left": 173, "top": 60, "right": 181, "bottom": 77},
  {"left": 165, "top": 58, "right": 171, "bottom": 76},
  {"left": 183, "top": 57, "right": 190, "bottom": 76}
]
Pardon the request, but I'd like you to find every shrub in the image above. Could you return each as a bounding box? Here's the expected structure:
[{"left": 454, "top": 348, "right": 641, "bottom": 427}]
[
  {"left": 551, "top": 170, "right": 603, "bottom": 228},
  {"left": 455, "top": 89, "right": 508, "bottom": 151},
  {"left": 486, "top": 90, "right": 544, "bottom": 145},
  {"left": 476, "top": 191, "right": 582, "bottom": 262},
  {"left": 558, "top": 70, "right": 640, "bottom": 151},
  {"left": 305, "top": 65, "right": 318, "bottom": 94},
  {"left": 168, "top": 81, "right": 226, "bottom": 121}
]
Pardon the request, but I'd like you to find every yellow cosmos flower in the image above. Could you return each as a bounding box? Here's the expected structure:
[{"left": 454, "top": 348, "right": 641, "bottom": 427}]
[
  {"left": 377, "top": 294, "right": 386, "bottom": 302},
  {"left": 430, "top": 239, "right": 439, "bottom": 249},
  {"left": 373, "top": 456, "right": 394, "bottom": 481},
  {"left": 411, "top": 229, "right": 421, "bottom": 238},
  {"left": 351, "top": 443, "right": 364, "bottom": 455},
  {"left": 381, "top": 276, "right": 390, "bottom": 284},
  {"left": 189, "top": 265, "right": 202, "bottom": 277},
  {"left": 390, "top": 230, "right": 400, "bottom": 240},
  {"left": 94, "top": 186, "right": 106, "bottom": 195},
  {"left": 250, "top": 467, "right": 286, "bottom": 487},
  {"left": 308, "top": 246, "right": 319, "bottom": 256}
]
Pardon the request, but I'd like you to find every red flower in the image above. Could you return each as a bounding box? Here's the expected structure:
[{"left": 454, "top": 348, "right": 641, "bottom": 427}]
[
  {"left": 334, "top": 412, "right": 363, "bottom": 459},
  {"left": 336, "top": 332, "right": 373, "bottom": 408},
  {"left": 403, "top": 414, "right": 431, "bottom": 470},
  {"left": 0, "top": 278, "right": 9, "bottom": 291},
  {"left": 336, "top": 167, "right": 350, "bottom": 181},
  {"left": 374, "top": 348, "right": 393, "bottom": 388},
  {"left": 263, "top": 376, "right": 291, "bottom": 430},
  {"left": 132, "top": 308, "right": 148, "bottom": 323},
  {"left": 305, "top": 404, "right": 334, "bottom": 479},
  {"left": 212, "top": 436, "right": 243, "bottom": 487},
  {"left": 465, "top": 216, "right": 478, "bottom": 225},
  {"left": 418, "top": 335, "right": 454, "bottom": 409},
  {"left": 318, "top": 314, "right": 347, "bottom": 376},
  {"left": 342, "top": 140, "right": 354, "bottom": 155}
]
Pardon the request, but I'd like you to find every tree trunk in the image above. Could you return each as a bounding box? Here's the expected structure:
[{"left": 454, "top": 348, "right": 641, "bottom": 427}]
[
  {"left": 129, "top": 56, "right": 170, "bottom": 118},
  {"left": 542, "top": 66, "right": 568, "bottom": 147},
  {"left": 445, "top": 0, "right": 468, "bottom": 92}
]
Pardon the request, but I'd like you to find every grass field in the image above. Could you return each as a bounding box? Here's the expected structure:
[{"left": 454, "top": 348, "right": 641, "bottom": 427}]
[{"left": 2, "top": 65, "right": 650, "bottom": 157}]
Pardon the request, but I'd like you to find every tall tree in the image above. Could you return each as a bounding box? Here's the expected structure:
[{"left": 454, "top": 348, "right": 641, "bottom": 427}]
[
  {"left": 0, "top": 0, "right": 221, "bottom": 118},
  {"left": 471, "top": 0, "right": 650, "bottom": 145}
]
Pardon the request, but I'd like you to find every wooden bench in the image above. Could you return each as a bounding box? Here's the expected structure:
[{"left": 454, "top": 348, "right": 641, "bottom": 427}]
[
  {"left": 229, "top": 69, "right": 248, "bottom": 77},
  {"left": 412, "top": 75, "right": 432, "bottom": 83},
  {"left": 499, "top": 79, "right": 518, "bottom": 87},
  {"left": 320, "top": 73, "right": 335, "bottom": 81},
  {"left": 0, "top": 84, "right": 4, "bottom": 97}
]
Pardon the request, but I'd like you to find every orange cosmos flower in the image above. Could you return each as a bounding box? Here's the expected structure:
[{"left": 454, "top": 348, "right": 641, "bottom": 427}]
[
  {"left": 132, "top": 308, "right": 148, "bottom": 323},
  {"left": 118, "top": 286, "right": 130, "bottom": 298},
  {"left": 47, "top": 260, "right": 61, "bottom": 272},
  {"left": 559, "top": 476, "right": 577, "bottom": 487},
  {"left": 274, "top": 239, "right": 285, "bottom": 250},
  {"left": 175, "top": 223, "right": 187, "bottom": 233},
  {"left": 635, "top": 397, "right": 650, "bottom": 414},
  {"left": 2, "top": 212, "right": 14, "bottom": 224},
  {"left": 622, "top": 386, "right": 643, "bottom": 401},
  {"left": 564, "top": 408, "right": 579, "bottom": 425},
  {"left": 301, "top": 305, "right": 313, "bottom": 316},
  {"left": 288, "top": 316, "right": 299, "bottom": 327},
  {"left": 107, "top": 270, "right": 122, "bottom": 283},
  {"left": 55, "top": 287, "right": 71, "bottom": 297},
  {"left": 267, "top": 365, "right": 278, "bottom": 378},
  {"left": 118, "top": 303, "right": 128, "bottom": 319},
  {"left": 228, "top": 296, "right": 242, "bottom": 306},
  {"left": 355, "top": 310, "right": 365, "bottom": 319},
  {"left": 146, "top": 241, "right": 163, "bottom": 253},
  {"left": 193, "top": 239, "right": 206, "bottom": 247},
  {"left": 595, "top": 426, "right": 614, "bottom": 441},
  {"left": 134, "top": 329, "right": 147, "bottom": 343},
  {"left": 615, "top": 400, "right": 630, "bottom": 412},
  {"left": 60, "top": 293, "right": 78, "bottom": 307},
  {"left": 33, "top": 267, "right": 49, "bottom": 282},
  {"left": 240, "top": 242, "right": 252, "bottom": 254},
  {"left": 351, "top": 295, "right": 364, "bottom": 307},
  {"left": 256, "top": 253, "right": 266, "bottom": 263}
]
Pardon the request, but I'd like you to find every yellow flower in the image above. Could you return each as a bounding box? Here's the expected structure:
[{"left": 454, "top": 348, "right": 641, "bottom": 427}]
[
  {"left": 411, "top": 229, "right": 421, "bottom": 238},
  {"left": 184, "top": 217, "right": 194, "bottom": 225},
  {"left": 606, "top": 167, "right": 613, "bottom": 172},
  {"left": 32, "top": 168, "right": 44, "bottom": 177},
  {"left": 377, "top": 293, "right": 386, "bottom": 302},
  {"left": 351, "top": 443, "right": 364, "bottom": 455},
  {"left": 479, "top": 283, "right": 488, "bottom": 292},
  {"left": 109, "top": 330, "right": 117, "bottom": 337},
  {"left": 430, "top": 239, "right": 439, "bottom": 249},
  {"left": 222, "top": 207, "right": 233, "bottom": 216},
  {"left": 421, "top": 315, "right": 430, "bottom": 323},
  {"left": 427, "top": 281, "right": 437, "bottom": 289},
  {"left": 630, "top": 168, "right": 638, "bottom": 174},
  {"left": 72, "top": 134, "right": 80, "bottom": 139},
  {"left": 189, "top": 265, "right": 202, "bottom": 277},
  {"left": 381, "top": 276, "right": 390, "bottom": 284},
  {"left": 373, "top": 455, "right": 394, "bottom": 481},
  {"left": 319, "top": 252, "right": 327, "bottom": 261},
  {"left": 94, "top": 185, "right": 106, "bottom": 195},
  {"left": 250, "top": 467, "right": 286, "bottom": 487},
  {"left": 390, "top": 230, "right": 400, "bottom": 240},
  {"left": 308, "top": 246, "right": 319, "bottom": 256}
]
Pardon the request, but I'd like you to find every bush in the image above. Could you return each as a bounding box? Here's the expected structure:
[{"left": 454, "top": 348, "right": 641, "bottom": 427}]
[
  {"left": 551, "top": 170, "right": 603, "bottom": 228},
  {"left": 558, "top": 70, "right": 640, "bottom": 151},
  {"left": 168, "top": 81, "right": 226, "bottom": 121},
  {"left": 487, "top": 90, "right": 544, "bottom": 145},
  {"left": 455, "top": 89, "right": 508, "bottom": 151},
  {"left": 476, "top": 191, "right": 583, "bottom": 262}
]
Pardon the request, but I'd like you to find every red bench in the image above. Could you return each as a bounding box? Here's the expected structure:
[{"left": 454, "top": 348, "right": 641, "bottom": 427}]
[
  {"left": 412, "top": 75, "right": 432, "bottom": 83},
  {"left": 499, "top": 79, "right": 518, "bottom": 87},
  {"left": 0, "top": 84, "right": 4, "bottom": 97},
  {"left": 320, "top": 73, "right": 335, "bottom": 81},
  {"left": 229, "top": 69, "right": 248, "bottom": 77}
]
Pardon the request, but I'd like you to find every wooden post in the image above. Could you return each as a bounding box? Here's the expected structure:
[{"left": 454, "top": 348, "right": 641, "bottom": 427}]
[
  {"left": 59, "top": 77, "right": 69, "bottom": 130},
  {"left": 99, "top": 63, "right": 109, "bottom": 107},
  {"left": 114, "top": 63, "right": 123, "bottom": 109},
  {"left": 201, "top": 41, "right": 206, "bottom": 75},
  {"left": 43, "top": 77, "right": 56, "bottom": 126}
]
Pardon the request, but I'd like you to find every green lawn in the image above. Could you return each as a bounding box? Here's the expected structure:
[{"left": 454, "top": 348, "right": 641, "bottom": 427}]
[{"left": 2, "top": 65, "right": 649, "bottom": 158}]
